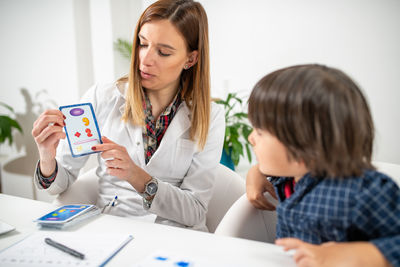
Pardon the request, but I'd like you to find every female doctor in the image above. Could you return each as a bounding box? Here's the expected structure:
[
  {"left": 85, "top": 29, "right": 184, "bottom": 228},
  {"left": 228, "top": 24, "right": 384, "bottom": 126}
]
[{"left": 31, "top": 0, "right": 225, "bottom": 231}]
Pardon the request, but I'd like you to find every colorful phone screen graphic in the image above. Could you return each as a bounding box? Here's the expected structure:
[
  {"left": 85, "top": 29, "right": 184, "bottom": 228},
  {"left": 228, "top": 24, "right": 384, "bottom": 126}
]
[
  {"left": 35, "top": 205, "right": 92, "bottom": 223},
  {"left": 59, "top": 103, "right": 102, "bottom": 157}
]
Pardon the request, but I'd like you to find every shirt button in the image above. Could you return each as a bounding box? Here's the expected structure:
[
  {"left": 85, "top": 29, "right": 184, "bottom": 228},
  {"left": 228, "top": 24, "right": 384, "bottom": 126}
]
[{"left": 136, "top": 142, "right": 140, "bottom": 146}]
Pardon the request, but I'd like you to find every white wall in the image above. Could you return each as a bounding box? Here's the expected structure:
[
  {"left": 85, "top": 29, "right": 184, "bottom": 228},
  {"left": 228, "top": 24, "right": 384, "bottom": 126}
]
[
  {"left": 0, "top": 0, "right": 79, "bottom": 106},
  {"left": 0, "top": 0, "right": 399, "bottom": 201},
  {"left": 201, "top": 0, "right": 400, "bottom": 168},
  {"left": 0, "top": 0, "right": 140, "bottom": 201},
  {"left": 0, "top": 0, "right": 80, "bottom": 201}
]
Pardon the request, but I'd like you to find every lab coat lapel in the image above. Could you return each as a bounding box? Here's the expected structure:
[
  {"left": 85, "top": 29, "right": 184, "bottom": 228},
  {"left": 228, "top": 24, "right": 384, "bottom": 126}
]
[
  {"left": 160, "top": 102, "right": 191, "bottom": 146},
  {"left": 147, "top": 103, "right": 191, "bottom": 165},
  {"left": 119, "top": 102, "right": 146, "bottom": 167}
]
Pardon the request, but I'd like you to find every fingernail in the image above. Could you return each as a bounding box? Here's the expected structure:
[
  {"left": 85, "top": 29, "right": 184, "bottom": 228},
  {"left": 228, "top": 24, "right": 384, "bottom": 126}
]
[
  {"left": 63, "top": 122, "right": 66, "bottom": 126},
  {"left": 63, "top": 115, "right": 66, "bottom": 119},
  {"left": 91, "top": 146, "right": 96, "bottom": 151}
]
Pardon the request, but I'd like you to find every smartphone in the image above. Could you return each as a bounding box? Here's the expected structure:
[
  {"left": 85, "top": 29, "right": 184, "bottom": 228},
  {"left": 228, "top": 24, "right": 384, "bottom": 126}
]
[
  {"left": 34, "top": 205, "right": 96, "bottom": 224},
  {"left": 59, "top": 103, "right": 102, "bottom": 157}
]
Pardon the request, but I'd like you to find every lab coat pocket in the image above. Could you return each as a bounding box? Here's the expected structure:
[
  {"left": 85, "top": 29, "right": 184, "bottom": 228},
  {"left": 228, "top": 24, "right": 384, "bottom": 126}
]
[{"left": 170, "top": 139, "right": 197, "bottom": 178}]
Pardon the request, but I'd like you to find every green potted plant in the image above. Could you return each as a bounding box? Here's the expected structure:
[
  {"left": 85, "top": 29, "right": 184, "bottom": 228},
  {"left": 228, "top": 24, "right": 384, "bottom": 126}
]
[
  {"left": 0, "top": 102, "right": 23, "bottom": 193},
  {"left": 0, "top": 102, "right": 23, "bottom": 146},
  {"left": 215, "top": 93, "right": 252, "bottom": 170}
]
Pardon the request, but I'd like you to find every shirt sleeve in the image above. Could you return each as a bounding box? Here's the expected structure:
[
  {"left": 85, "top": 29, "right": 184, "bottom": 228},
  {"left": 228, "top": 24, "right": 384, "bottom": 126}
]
[
  {"left": 371, "top": 235, "right": 400, "bottom": 267},
  {"left": 352, "top": 173, "right": 400, "bottom": 267}
]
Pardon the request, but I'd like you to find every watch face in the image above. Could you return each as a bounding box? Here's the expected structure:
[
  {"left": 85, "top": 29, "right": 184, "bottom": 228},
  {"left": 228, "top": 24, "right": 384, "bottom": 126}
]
[{"left": 147, "top": 182, "right": 158, "bottom": 195}]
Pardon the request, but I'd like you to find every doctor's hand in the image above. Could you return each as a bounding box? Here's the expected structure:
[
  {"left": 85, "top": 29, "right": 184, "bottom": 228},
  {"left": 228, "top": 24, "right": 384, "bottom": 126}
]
[
  {"left": 276, "top": 238, "right": 390, "bottom": 267},
  {"left": 93, "top": 136, "right": 151, "bottom": 192},
  {"left": 32, "top": 109, "right": 66, "bottom": 176},
  {"left": 246, "top": 164, "right": 277, "bottom": 210}
]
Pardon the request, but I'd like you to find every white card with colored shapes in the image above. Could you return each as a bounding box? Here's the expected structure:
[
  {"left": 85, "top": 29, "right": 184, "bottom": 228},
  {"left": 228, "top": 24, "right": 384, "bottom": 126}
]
[
  {"left": 34, "top": 204, "right": 96, "bottom": 224},
  {"left": 133, "top": 250, "right": 236, "bottom": 267},
  {"left": 134, "top": 251, "right": 195, "bottom": 267},
  {"left": 59, "top": 103, "right": 102, "bottom": 157}
]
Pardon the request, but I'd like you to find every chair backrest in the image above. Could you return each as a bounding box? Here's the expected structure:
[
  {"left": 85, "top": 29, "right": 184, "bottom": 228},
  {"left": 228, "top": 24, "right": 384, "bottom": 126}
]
[
  {"left": 53, "top": 168, "right": 99, "bottom": 206},
  {"left": 206, "top": 164, "right": 245, "bottom": 233},
  {"left": 374, "top": 161, "right": 400, "bottom": 186},
  {"left": 215, "top": 192, "right": 278, "bottom": 243}
]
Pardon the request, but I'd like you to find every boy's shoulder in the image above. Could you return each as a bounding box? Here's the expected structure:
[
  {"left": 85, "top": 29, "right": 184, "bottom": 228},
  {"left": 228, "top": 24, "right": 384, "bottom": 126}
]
[
  {"left": 315, "top": 169, "right": 400, "bottom": 200},
  {"left": 353, "top": 169, "right": 398, "bottom": 189},
  {"left": 356, "top": 169, "right": 400, "bottom": 197}
]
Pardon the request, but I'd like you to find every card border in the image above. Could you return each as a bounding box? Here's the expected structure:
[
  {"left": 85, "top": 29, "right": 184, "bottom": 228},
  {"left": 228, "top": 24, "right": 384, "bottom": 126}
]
[
  {"left": 59, "top": 102, "right": 103, "bottom": 158},
  {"left": 34, "top": 204, "right": 95, "bottom": 224}
]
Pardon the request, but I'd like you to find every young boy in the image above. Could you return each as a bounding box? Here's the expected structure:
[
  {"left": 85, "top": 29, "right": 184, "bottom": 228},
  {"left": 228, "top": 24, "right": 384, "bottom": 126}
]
[{"left": 246, "top": 64, "right": 399, "bottom": 267}]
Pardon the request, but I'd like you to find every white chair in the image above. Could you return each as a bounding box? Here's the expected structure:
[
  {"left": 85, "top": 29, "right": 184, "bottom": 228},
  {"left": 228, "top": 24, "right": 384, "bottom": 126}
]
[
  {"left": 206, "top": 164, "right": 245, "bottom": 233},
  {"left": 214, "top": 161, "right": 400, "bottom": 244},
  {"left": 373, "top": 161, "right": 400, "bottom": 186},
  {"left": 53, "top": 164, "right": 245, "bottom": 233},
  {"left": 53, "top": 168, "right": 98, "bottom": 206},
  {"left": 215, "top": 192, "right": 278, "bottom": 243}
]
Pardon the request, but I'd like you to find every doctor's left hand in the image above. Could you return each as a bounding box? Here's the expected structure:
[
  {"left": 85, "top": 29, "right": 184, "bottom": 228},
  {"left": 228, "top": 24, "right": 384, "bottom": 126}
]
[{"left": 92, "top": 136, "right": 151, "bottom": 192}]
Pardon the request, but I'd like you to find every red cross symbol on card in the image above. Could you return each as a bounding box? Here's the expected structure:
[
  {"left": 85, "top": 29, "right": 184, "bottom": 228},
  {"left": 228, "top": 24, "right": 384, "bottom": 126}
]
[{"left": 75, "top": 132, "right": 81, "bottom": 138}]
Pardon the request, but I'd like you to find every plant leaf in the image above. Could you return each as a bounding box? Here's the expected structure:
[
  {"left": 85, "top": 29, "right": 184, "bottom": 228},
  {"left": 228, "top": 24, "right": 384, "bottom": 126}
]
[
  {"left": 0, "top": 116, "right": 13, "bottom": 145},
  {"left": 233, "top": 112, "right": 248, "bottom": 119},
  {"left": 242, "top": 125, "right": 252, "bottom": 140},
  {"left": 245, "top": 143, "right": 252, "bottom": 163},
  {"left": 0, "top": 102, "right": 15, "bottom": 113},
  {"left": 0, "top": 115, "right": 23, "bottom": 145},
  {"left": 114, "top": 38, "right": 132, "bottom": 60},
  {"left": 8, "top": 117, "right": 23, "bottom": 133}
]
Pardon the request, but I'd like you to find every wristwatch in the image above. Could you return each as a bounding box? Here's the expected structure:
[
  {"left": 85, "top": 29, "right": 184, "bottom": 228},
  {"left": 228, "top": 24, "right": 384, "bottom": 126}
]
[{"left": 140, "top": 177, "right": 158, "bottom": 209}]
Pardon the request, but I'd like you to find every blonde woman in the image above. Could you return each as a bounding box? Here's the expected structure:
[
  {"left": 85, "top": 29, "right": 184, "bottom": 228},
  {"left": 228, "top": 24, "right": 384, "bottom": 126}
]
[{"left": 32, "top": 0, "right": 224, "bottom": 231}]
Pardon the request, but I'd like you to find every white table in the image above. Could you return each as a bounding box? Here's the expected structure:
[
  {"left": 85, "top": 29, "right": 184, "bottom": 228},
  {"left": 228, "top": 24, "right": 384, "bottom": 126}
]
[{"left": 0, "top": 194, "right": 295, "bottom": 266}]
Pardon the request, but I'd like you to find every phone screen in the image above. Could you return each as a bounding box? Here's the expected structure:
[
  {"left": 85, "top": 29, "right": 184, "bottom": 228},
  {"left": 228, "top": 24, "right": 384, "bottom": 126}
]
[
  {"left": 59, "top": 103, "right": 102, "bottom": 157},
  {"left": 35, "top": 205, "right": 94, "bottom": 223}
]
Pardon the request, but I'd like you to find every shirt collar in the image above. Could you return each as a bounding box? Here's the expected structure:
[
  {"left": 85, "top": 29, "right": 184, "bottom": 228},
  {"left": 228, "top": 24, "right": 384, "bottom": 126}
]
[{"left": 143, "top": 88, "right": 182, "bottom": 121}]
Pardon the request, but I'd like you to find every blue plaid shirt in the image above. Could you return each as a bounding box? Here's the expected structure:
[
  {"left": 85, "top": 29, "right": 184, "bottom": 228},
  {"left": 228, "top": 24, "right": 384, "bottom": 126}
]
[{"left": 271, "top": 170, "right": 400, "bottom": 267}]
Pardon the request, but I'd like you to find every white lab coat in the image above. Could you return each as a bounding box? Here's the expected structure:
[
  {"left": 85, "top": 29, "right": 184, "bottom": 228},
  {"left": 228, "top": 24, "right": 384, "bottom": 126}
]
[{"left": 34, "top": 82, "right": 225, "bottom": 231}]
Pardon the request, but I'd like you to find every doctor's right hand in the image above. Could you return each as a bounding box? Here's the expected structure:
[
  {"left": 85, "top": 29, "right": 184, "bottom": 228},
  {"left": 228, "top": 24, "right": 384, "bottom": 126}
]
[
  {"left": 246, "top": 164, "right": 277, "bottom": 210},
  {"left": 32, "top": 109, "right": 66, "bottom": 176}
]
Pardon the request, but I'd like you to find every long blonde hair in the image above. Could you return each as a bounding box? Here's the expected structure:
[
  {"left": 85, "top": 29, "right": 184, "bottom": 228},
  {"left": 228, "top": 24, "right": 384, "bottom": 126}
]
[{"left": 120, "top": 0, "right": 210, "bottom": 150}]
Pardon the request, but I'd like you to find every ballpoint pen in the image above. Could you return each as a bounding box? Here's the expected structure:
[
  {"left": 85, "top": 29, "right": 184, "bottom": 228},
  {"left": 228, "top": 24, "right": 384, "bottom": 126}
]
[
  {"left": 111, "top": 195, "right": 118, "bottom": 206},
  {"left": 44, "top": 237, "right": 85, "bottom": 260},
  {"left": 101, "top": 195, "right": 118, "bottom": 213}
]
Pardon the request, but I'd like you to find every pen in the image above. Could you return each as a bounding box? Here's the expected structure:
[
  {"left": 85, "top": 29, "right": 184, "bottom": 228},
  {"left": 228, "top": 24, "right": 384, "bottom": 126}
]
[
  {"left": 101, "top": 195, "right": 118, "bottom": 213},
  {"left": 111, "top": 195, "right": 118, "bottom": 206},
  {"left": 44, "top": 237, "right": 85, "bottom": 260}
]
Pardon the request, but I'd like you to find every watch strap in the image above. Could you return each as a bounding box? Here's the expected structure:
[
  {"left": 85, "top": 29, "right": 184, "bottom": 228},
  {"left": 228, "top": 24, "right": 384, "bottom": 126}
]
[{"left": 143, "top": 197, "right": 153, "bottom": 210}]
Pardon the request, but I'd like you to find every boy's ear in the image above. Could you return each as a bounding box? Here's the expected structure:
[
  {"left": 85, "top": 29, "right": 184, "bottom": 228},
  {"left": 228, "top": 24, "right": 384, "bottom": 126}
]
[
  {"left": 295, "top": 160, "right": 309, "bottom": 173},
  {"left": 293, "top": 158, "right": 305, "bottom": 166}
]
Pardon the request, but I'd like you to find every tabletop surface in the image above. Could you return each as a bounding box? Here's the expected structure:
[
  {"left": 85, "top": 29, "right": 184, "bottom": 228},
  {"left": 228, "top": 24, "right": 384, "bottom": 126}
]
[{"left": 0, "top": 193, "right": 295, "bottom": 266}]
